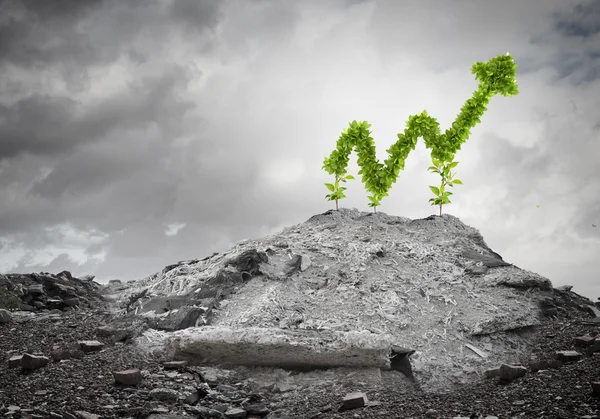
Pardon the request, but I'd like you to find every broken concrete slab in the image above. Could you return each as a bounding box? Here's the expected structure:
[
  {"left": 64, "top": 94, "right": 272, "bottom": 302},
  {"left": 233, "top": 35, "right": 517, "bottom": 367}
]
[{"left": 150, "top": 327, "right": 403, "bottom": 370}]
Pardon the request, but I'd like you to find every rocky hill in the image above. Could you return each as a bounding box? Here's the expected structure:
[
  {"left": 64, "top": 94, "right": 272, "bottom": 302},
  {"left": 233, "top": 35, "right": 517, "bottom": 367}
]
[{"left": 1, "top": 208, "right": 599, "bottom": 418}]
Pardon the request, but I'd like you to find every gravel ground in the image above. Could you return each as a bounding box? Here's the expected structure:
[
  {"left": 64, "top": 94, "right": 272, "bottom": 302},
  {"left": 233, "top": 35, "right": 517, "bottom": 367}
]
[{"left": 1, "top": 305, "right": 599, "bottom": 419}]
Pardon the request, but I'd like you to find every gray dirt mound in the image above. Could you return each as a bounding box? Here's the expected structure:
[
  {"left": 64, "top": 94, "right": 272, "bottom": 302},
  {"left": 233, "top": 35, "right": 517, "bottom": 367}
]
[{"left": 108, "top": 208, "right": 597, "bottom": 392}]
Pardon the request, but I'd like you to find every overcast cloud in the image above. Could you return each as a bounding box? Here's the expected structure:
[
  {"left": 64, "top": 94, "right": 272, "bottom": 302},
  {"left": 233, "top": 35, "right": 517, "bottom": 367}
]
[{"left": 0, "top": 0, "right": 599, "bottom": 300}]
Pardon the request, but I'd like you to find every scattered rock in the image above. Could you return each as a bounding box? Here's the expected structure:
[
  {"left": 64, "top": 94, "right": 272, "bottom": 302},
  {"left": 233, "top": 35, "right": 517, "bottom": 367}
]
[
  {"left": 0, "top": 308, "right": 12, "bottom": 323},
  {"left": 192, "top": 407, "right": 227, "bottom": 418},
  {"left": 78, "top": 340, "right": 104, "bottom": 353},
  {"left": 339, "top": 392, "right": 368, "bottom": 411},
  {"left": 556, "top": 350, "right": 582, "bottom": 362},
  {"left": 574, "top": 335, "right": 595, "bottom": 346},
  {"left": 529, "top": 359, "right": 549, "bottom": 372},
  {"left": 112, "top": 368, "right": 142, "bottom": 385},
  {"left": 163, "top": 360, "right": 188, "bottom": 369},
  {"left": 224, "top": 407, "right": 247, "bottom": 418},
  {"left": 8, "top": 355, "right": 22, "bottom": 368},
  {"left": 20, "top": 353, "right": 50, "bottom": 371},
  {"left": 498, "top": 364, "right": 527, "bottom": 381},
  {"left": 484, "top": 367, "right": 500, "bottom": 379},
  {"left": 149, "top": 388, "right": 180, "bottom": 403},
  {"left": 425, "top": 408, "right": 439, "bottom": 418}
]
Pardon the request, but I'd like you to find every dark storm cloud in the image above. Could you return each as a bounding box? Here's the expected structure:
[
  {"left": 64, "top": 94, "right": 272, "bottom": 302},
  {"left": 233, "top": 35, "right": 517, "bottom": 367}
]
[
  {"left": 0, "top": 0, "right": 223, "bottom": 70},
  {"left": 0, "top": 65, "right": 197, "bottom": 160},
  {"left": 0, "top": 94, "right": 79, "bottom": 158},
  {"left": 553, "top": 0, "right": 600, "bottom": 38},
  {"left": 0, "top": 0, "right": 104, "bottom": 68},
  {"left": 169, "top": 0, "right": 222, "bottom": 34}
]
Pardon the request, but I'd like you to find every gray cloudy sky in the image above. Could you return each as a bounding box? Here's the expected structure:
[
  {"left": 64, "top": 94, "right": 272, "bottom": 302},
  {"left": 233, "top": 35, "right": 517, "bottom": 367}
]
[{"left": 1, "top": 0, "right": 599, "bottom": 300}]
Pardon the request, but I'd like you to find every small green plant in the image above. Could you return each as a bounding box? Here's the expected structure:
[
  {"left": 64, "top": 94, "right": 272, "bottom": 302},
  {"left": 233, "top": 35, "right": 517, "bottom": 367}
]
[
  {"left": 0, "top": 287, "right": 21, "bottom": 311},
  {"left": 428, "top": 158, "right": 462, "bottom": 216},
  {"left": 324, "top": 174, "right": 354, "bottom": 210}
]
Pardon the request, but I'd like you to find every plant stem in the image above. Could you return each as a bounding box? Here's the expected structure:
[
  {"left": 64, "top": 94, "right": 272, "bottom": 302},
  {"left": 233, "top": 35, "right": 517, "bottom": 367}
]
[
  {"left": 336, "top": 198, "right": 339, "bottom": 211},
  {"left": 439, "top": 202, "right": 442, "bottom": 216}
]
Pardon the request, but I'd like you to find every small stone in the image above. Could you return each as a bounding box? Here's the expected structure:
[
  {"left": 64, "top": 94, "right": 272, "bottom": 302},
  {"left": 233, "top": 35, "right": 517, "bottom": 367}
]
[
  {"left": 21, "top": 353, "right": 49, "bottom": 370},
  {"left": 529, "top": 359, "right": 549, "bottom": 372},
  {"left": 184, "top": 390, "right": 201, "bottom": 405},
  {"left": 245, "top": 403, "right": 269, "bottom": 415},
  {"left": 163, "top": 360, "right": 188, "bottom": 369},
  {"left": 591, "top": 338, "right": 600, "bottom": 353},
  {"left": 51, "top": 345, "right": 71, "bottom": 361},
  {"left": 591, "top": 381, "right": 600, "bottom": 395},
  {"left": 573, "top": 335, "right": 594, "bottom": 346},
  {"left": 224, "top": 408, "right": 247, "bottom": 418},
  {"left": 63, "top": 297, "right": 80, "bottom": 307},
  {"left": 339, "top": 392, "right": 368, "bottom": 411},
  {"left": 498, "top": 364, "right": 527, "bottom": 380},
  {"left": 78, "top": 340, "right": 104, "bottom": 353},
  {"left": 484, "top": 367, "right": 500, "bottom": 379},
  {"left": 8, "top": 355, "right": 22, "bottom": 368},
  {"left": 148, "top": 387, "right": 180, "bottom": 403},
  {"left": 425, "top": 408, "right": 439, "bottom": 418},
  {"left": 112, "top": 369, "right": 142, "bottom": 385},
  {"left": 191, "top": 407, "right": 227, "bottom": 418},
  {"left": 0, "top": 308, "right": 12, "bottom": 323},
  {"left": 96, "top": 325, "right": 117, "bottom": 337},
  {"left": 556, "top": 350, "right": 582, "bottom": 362}
]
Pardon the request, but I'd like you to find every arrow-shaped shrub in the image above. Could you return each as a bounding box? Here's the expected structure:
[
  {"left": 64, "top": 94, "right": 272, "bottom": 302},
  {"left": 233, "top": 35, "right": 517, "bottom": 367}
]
[{"left": 322, "top": 52, "right": 519, "bottom": 212}]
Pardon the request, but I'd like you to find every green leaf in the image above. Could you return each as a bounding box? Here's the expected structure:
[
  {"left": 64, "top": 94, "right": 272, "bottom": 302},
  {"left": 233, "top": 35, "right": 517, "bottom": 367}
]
[
  {"left": 429, "top": 185, "right": 440, "bottom": 195},
  {"left": 452, "top": 179, "right": 462, "bottom": 184},
  {"left": 345, "top": 174, "right": 355, "bottom": 180},
  {"left": 325, "top": 183, "right": 335, "bottom": 192}
]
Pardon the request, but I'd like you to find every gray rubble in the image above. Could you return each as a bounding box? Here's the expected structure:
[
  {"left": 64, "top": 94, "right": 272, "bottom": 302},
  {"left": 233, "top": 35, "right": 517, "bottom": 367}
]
[
  {"left": 2, "top": 208, "right": 600, "bottom": 418},
  {"left": 104, "top": 208, "right": 598, "bottom": 391}
]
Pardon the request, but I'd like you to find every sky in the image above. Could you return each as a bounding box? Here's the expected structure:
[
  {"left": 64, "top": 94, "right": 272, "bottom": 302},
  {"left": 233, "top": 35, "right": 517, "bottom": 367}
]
[{"left": 0, "top": 0, "right": 599, "bottom": 300}]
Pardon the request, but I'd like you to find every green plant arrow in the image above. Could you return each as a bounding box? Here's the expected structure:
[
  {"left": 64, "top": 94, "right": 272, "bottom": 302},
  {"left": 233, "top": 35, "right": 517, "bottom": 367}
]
[{"left": 322, "top": 52, "right": 519, "bottom": 212}]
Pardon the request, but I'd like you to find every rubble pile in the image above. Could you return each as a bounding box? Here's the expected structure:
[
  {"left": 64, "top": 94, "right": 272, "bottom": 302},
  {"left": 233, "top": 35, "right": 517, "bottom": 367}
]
[
  {"left": 0, "top": 271, "right": 106, "bottom": 313},
  {"left": 1, "top": 208, "right": 599, "bottom": 418}
]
